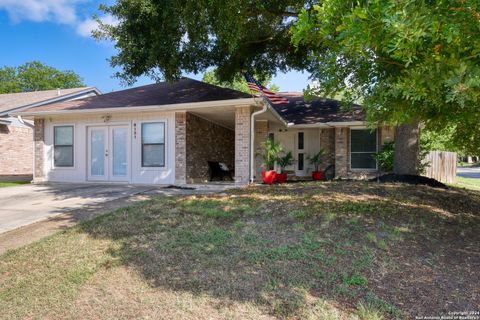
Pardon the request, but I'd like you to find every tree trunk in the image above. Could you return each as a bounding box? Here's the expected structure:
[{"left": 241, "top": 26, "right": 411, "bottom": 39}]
[{"left": 393, "top": 123, "right": 420, "bottom": 175}]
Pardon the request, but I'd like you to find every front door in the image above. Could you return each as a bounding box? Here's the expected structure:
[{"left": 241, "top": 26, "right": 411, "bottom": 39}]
[{"left": 87, "top": 125, "right": 130, "bottom": 182}]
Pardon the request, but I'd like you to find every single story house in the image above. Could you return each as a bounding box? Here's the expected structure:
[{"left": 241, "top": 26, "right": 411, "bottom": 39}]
[
  {"left": 0, "top": 87, "right": 100, "bottom": 181},
  {"left": 15, "top": 78, "right": 394, "bottom": 185}
]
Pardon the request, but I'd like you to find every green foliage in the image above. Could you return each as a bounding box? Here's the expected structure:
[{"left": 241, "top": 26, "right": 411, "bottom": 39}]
[
  {"left": 96, "top": 1, "right": 311, "bottom": 84},
  {"left": 277, "top": 151, "right": 294, "bottom": 172},
  {"left": 292, "top": 1, "right": 480, "bottom": 154},
  {"left": 307, "top": 149, "right": 326, "bottom": 171},
  {"left": 259, "top": 138, "right": 283, "bottom": 170},
  {"left": 375, "top": 141, "right": 395, "bottom": 172},
  {"left": 0, "top": 61, "right": 84, "bottom": 93},
  {"left": 202, "top": 68, "right": 279, "bottom": 94}
]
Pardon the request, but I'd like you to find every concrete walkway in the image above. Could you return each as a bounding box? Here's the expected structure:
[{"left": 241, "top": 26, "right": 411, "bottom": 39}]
[
  {"left": 0, "top": 182, "right": 238, "bottom": 254},
  {"left": 457, "top": 166, "right": 480, "bottom": 179}
]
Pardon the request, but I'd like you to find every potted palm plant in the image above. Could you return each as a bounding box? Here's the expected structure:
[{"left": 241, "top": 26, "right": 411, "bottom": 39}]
[
  {"left": 276, "top": 151, "right": 293, "bottom": 183},
  {"left": 259, "top": 138, "right": 282, "bottom": 184},
  {"left": 308, "top": 149, "right": 326, "bottom": 181}
]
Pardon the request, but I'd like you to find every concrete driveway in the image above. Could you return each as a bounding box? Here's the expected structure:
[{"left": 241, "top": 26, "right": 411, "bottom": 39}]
[
  {"left": 457, "top": 166, "right": 480, "bottom": 179},
  {"left": 0, "top": 183, "right": 158, "bottom": 234}
]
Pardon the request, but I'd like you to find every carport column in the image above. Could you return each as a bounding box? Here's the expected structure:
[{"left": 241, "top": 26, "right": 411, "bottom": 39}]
[
  {"left": 235, "top": 106, "right": 252, "bottom": 184},
  {"left": 175, "top": 112, "right": 187, "bottom": 184},
  {"left": 33, "top": 118, "right": 45, "bottom": 182},
  {"left": 335, "top": 127, "right": 349, "bottom": 178}
]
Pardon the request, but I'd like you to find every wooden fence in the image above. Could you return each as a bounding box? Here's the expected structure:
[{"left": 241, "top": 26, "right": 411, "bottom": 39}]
[{"left": 424, "top": 151, "right": 457, "bottom": 184}]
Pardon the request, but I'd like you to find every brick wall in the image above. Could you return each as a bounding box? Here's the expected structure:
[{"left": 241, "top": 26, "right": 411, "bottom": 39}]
[
  {"left": 33, "top": 119, "right": 45, "bottom": 181},
  {"left": 334, "top": 127, "right": 349, "bottom": 177},
  {"left": 175, "top": 112, "right": 187, "bottom": 184},
  {"left": 253, "top": 120, "right": 268, "bottom": 181},
  {"left": 320, "top": 128, "right": 335, "bottom": 168},
  {"left": 185, "top": 113, "right": 234, "bottom": 182},
  {"left": 235, "top": 106, "right": 252, "bottom": 184},
  {"left": 0, "top": 124, "right": 33, "bottom": 181}
]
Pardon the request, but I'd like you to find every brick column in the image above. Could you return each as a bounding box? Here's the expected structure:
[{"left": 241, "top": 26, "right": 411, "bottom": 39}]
[
  {"left": 33, "top": 118, "right": 45, "bottom": 182},
  {"left": 335, "top": 127, "right": 349, "bottom": 178},
  {"left": 379, "top": 126, "right": 395, "bottom": 146},
  {"left": 254, "top": 120, "right": 268, "bottom": 181},
  {"left": 320, "top": 128, "right": 335, "bottom": 168},
  {"left": 234, "top": 106, "right": 252, "bottom": 184},
  {"left": 175, "top": 112, "right": 187, "bottom": 184}
]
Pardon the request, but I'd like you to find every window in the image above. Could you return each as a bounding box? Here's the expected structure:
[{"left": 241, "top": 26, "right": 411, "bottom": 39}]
[
  {"left": 54, "top": 126, "right": 74, "bottom": 167},
  {"left": 141, "top": 122, "right": 165, "bottom": 167},
  {"left": 268, "top": 132, "right": 274, "bottom": 141},
  {"left": 298, "top": 132, "right": 304, "bottom": 150},
  {"left": 350, "top": 129, "right": 377, "bottom": 169}
]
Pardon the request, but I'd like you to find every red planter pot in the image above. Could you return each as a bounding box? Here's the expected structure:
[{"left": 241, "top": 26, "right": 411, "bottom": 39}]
[
  {"left": 312, "top": 171, "right": 324, "bottom": 181},
  {"left": 262, "top": 170, "right": 277, "bottom": 184},
  {"left": 276, "top": 173, "right": 287, "bottom": 183}
]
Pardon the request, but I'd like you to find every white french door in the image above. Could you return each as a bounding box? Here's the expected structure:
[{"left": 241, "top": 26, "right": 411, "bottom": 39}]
[{"left": 87, "top": 125, "right": 130, "bottom": 182}]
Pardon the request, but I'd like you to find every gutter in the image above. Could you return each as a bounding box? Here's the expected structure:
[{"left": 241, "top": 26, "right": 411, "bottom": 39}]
[
  {"left": 14, "top": 98, "right": 257, "bottom": 118},
  {"left": 17, "top": 115, "right": 34, "bottom": 128}
]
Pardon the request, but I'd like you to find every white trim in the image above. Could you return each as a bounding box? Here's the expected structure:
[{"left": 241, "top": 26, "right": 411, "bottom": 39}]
[
  {"left": 15, "top": 98, "right": 256, "bottom": 117},
  {"left": 288, "top": 121, "right": 366, "bottom": 129},
  {"left": 349, "top": 128, "right": 378, "bottom": 171}
]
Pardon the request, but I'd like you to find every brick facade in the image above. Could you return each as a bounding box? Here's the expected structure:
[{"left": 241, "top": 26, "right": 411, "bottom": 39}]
[
  {"left": 0, "top": 124, "right": 33, "bottom": 181},
  {"left": 175, "top": 112, "right": 187, "bottom": 184},
  {"left": 334, "top": 127, "right": 349, "bottom": 177},
  {"left": 234, "top": 106, "right": 252, "bottom": 184},
  {"left": 185, "top": 113, "right": 234, "bottom": 183},
  {"left": 253, "top": 120, "right": 268, "bottom": 180},
  {"left": 320, "top": 128, "right": 335, "bottom": 168},
  {"left": 33, "top": 119, "right": 45, "bottom": 182}
]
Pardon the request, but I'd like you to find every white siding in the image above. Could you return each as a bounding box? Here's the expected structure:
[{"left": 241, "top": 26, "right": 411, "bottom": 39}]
[
  {"left": 268, "top": 124, "right": 322, "bottom": 176},
  {"left": 42, "top": 111, "right": 176, "bottom": 184}
]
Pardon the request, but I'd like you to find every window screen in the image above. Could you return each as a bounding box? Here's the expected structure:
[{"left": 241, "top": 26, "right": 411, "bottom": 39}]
[
  {"left": 350, "top": 129, "right": 377, "bottom": 169},
  {"left": 142, "top": 122, "right": 165, "bottom": 167},
  {"left": 54, "top": 126, "right": 74, "bottom": 167}
]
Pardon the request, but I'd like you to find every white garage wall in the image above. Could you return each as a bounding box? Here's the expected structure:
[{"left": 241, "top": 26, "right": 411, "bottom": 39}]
[{"left": 42, "top": 111, "right": 176, "bottom": 184}]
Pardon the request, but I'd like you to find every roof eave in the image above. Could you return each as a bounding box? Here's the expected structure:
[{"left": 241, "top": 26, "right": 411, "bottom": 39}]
[
  {"left": 287, "top": 121, "right": 366, "bottom": 128},
  {"left": 0, "top": 87, "right": 101, "bottom": 117},
  {"left": 14, "top": 97, "right": 257, "bottom": 118}
]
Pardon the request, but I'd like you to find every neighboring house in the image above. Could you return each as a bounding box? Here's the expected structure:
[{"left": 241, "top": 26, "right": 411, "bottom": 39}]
[
  {"left": 0, "top": 87, "right": 101, "bottom": 181},
  {"left": 15, "top": 78, "right": 394, "bottom": 185}
]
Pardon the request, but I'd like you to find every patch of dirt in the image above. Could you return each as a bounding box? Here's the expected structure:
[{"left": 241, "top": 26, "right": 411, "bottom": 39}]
[{"left": 372, "top": 174, "right": 448, "bottom": 189}]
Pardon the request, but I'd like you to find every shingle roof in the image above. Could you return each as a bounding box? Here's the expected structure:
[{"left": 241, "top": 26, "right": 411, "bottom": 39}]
[
  {"left": 0, "top": 87, "right": 97, "bottom": 115},
  {"left": 271, "top": 93, "right": 365, "bottom": 125},
  {"left": 20, "top": 78, "right": 252, "bottom": 113}
]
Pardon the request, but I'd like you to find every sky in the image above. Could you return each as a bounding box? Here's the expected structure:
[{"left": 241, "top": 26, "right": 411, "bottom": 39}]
[{"left": 0, "top": 0, "right": 310, "bottom": 94}]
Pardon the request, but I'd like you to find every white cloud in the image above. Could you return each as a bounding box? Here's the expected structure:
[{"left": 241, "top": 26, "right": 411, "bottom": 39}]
[
  {"left": 0, "top": 0, "right": 84, "bottom": 24},
  {"left": 0, "top": 0, "right": 117, "bottom": 39},
  {"left": 76, "top": 15, "right": 118, "bottom": 38}
]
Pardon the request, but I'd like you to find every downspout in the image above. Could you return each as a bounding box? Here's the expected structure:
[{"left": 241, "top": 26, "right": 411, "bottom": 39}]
[
  {"left": 17, "top": 115, "right": 35, "bottom": 128},
  {"left": 250, "top": 99, "right": 268, "bottom": 183}
]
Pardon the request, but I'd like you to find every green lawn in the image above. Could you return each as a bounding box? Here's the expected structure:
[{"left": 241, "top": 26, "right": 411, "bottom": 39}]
[
  {"left": 0, "top": 182, "right": 478, "bottom": 319},
  {"left": 0, "top": 181, "right": 30, "bottom": 188},
  {"left": 454, "top": 176, "right": 480, "bottom": 190}
]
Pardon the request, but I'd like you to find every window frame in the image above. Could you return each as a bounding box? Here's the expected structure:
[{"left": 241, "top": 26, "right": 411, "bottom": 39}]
[
  {"left": 349, "top": 128, "right": 378, "bottom": 171},
  {"left": 53, "top": 125, "right": 74, "bottom": 168},
  {"left": 141, "top": 121, "right": 166, "bottom": 168}
]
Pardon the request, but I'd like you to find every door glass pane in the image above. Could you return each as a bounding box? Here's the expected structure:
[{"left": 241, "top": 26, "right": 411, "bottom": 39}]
[
  {"left": 113, "top": 128, "right": 127, "bottom": 176},
  {"left": 91, "top": 129, "right": 105, "bottom": 176},
  {"left": 298, "top": 153, "right": 304, "bottom": 170}
]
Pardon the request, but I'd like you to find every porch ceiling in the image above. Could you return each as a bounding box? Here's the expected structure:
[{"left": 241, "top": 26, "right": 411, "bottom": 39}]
[{"left": 188, "top": 105, "right": 284, "bottom": 130}]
